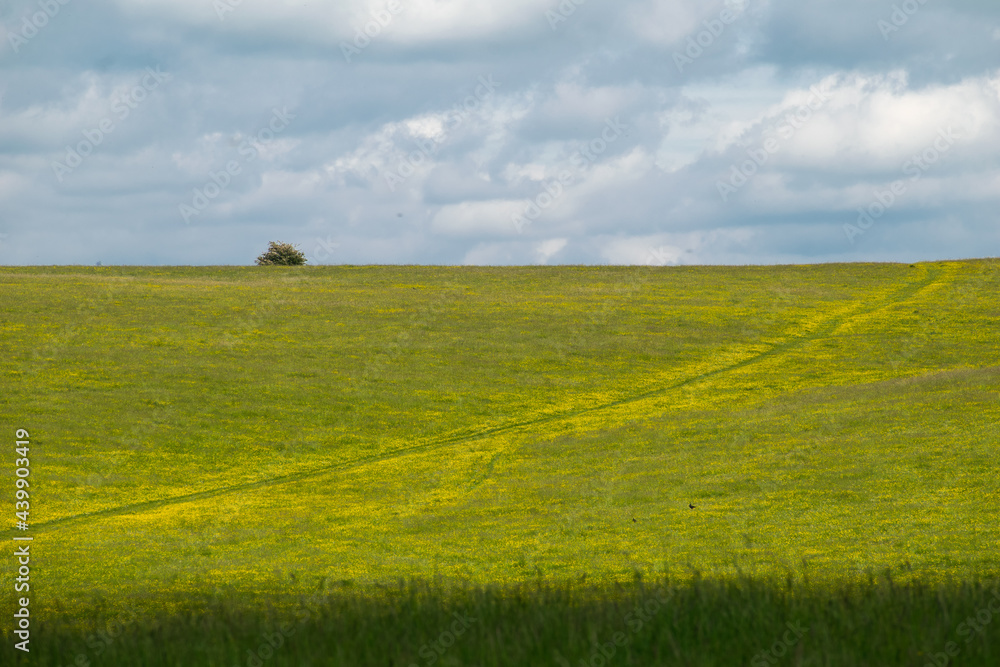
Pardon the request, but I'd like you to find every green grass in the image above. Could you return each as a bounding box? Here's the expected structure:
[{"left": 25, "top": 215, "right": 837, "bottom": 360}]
[
  {"left": 15, "top": 577, "right": 1000, "bottom": 666},
  {"left": 1, "top": 260, "right": 999, "bottom": 664}
]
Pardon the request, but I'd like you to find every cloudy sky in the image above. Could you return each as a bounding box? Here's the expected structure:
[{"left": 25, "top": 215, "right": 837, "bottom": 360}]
[{"left": 1, "top": 0, "right": 998, "bottom": 266}]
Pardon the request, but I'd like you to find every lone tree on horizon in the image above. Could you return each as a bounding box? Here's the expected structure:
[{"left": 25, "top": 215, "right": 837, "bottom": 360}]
[{"left": 255, "top": 241, "right": 307, "bottom": 266}]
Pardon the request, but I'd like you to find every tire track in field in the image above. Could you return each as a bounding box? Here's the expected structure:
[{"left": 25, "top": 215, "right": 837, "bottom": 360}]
[{"left": 21, "top": 264, "right": 946, "bottom": 533}]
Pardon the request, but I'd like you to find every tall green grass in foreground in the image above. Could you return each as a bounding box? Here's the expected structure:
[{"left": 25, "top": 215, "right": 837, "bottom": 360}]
[
  {"left": 1, "top": 260, "right": 999, "bottom": 664},
  {"left": 14, "top": 576, "right": 1000, "bottom": 666}
]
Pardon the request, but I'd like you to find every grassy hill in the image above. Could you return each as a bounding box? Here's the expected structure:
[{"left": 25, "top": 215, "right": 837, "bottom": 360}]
[{"left": 2, "top": 260, "right": 998, "bottom": 665}]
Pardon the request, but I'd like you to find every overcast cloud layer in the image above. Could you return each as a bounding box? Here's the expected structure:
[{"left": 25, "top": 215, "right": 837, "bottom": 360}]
[{"left": 1, "top": 0, "right": 999, "bottom": 265}]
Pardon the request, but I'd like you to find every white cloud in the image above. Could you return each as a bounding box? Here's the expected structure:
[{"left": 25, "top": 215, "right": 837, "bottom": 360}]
[
  {"left": 0, "top": 171, "right": 31, "bottom": 202},
  {"left": 381, "top": 0, "right": 555, "bottom": 42},
  {"left": 4, "top": 0, "right": 1000, "bottom": 265},
  {"left": 626, "top": 0, "right": 725, "bottom": 46},
  {"left": 0, "top": 74, "right": 113, "bottom": 148},
  {"left": 431, "top": 199, "right": 525, "bottom": 237},
  {"left": 535, "top": 81, "right": 644, "bottom": 126},
  {"left": 111, "top": 0, "right": 556, "bottom": 44},
  {"left": 716, "top": 71, "right": 1000, "bottom": 173},
  {"left": 597, "top": 229, "right": 755, "bottom": 265},
  {"left": 535, "top": 237, "right": 567, "bottom": 263}
]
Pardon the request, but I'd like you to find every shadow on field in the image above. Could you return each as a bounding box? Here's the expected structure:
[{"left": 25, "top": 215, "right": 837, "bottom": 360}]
[{"left": 9, "top": 575, "right": 1000, "bottom": 666}]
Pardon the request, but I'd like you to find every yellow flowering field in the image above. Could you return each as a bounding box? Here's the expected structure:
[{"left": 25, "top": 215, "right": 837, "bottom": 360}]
[{"left": 1, "top": 260, "right": 998, "bottom": 621}]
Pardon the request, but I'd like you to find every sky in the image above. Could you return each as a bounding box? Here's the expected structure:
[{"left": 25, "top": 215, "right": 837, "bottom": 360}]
[{"left": 1, "top": 0, "right": 998, "bottom": 266}]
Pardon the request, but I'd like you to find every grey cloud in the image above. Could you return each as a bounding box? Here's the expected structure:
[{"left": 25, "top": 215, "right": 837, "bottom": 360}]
[{"left": 0, "top": 0, "right": 998, "bottom": 265}]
